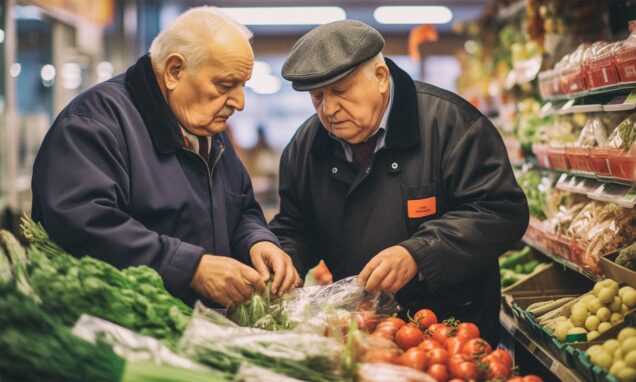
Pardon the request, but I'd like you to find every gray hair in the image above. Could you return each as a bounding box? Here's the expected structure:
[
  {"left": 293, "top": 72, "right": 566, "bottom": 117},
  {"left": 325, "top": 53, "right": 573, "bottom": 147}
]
[{"left": 149, "top": 6, "right": 253, "bottom": 73}]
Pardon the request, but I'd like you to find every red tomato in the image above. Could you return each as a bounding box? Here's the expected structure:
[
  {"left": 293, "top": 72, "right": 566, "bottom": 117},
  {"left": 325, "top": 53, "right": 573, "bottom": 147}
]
[
  {"left": 462, "top": 338, "right": 493, "bottom": 360},
  {"left": 522, "top": 375, "right": 543, "bottom": 382},
  {"left": 362, "top": 349, "right": 401, "bottom": 364},
  {"left": 449, "top": 359, "right": 478, "bottom": 380},
  {"left": 414, "top": 309, "right": 438, "bottom": 330},
  {"left": 506, "top": 378, "right": 523, "bottom": 382},
  {"left": 381, "top": 316, "right": 407, "bottom": 328},
  {"left": 455, "top": 322, "right": 480, "bottom": 341},
  {"left": 428, "top": 323, "right": 453, "bottom": 343},
  {"left": 427, "top": 347, "right": 450, "bottom": 365},
  {"left": 399, "top": 347, "right": 428, "bottom": 371},
  {"left": 375, "top": 322, "right": 399, "bottom": 335},
  {"left": 371, "top": 330, "right": 394, "bottom": 340},
  {"left": 487, "top": 360, "right": 511, "bottom": 379},
  {"left": 489, "top": 349, "right": 513, "bottom": 369},
  {"left": 395, "top": 324, "right": 425, "bottom": 351},
  {"left": 426, "top": 363, "right": 449, "bottom": 382},
  {"left": 418, "top": 338, "right": 442, "bottom": 352},
  {"left": 443, "top": 337, "right": 466, "bottom": 355},
  {"left": 355, "top": 312, "right": 379, "bottom": 333}
]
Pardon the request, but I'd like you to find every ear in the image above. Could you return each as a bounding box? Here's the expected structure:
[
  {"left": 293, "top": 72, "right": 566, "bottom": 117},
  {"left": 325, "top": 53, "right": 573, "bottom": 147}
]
[
  {"left": 375, "top": 63, "right": 390, "bottom": 94},
  {"left": 163, "top": 53, "right": 187, "bottom": 91}
]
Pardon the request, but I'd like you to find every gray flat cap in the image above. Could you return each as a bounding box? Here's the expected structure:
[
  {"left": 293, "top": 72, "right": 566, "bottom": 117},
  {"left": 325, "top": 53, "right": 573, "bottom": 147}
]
[{"left": 282, "top": 20, "right": 384, "bottom": 91}]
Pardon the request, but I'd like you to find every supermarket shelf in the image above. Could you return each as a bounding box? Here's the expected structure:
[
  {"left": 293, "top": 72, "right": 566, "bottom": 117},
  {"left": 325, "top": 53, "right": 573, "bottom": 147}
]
[
  {"left": 535, "top": 166, "right": 634, "bottom": 188},
  {"left": 555, "top": 173, "right": 636, "bottom": 208},
  {"left": 543, "top": 82, "right": 636, "bottom": 102},
  {"left": 500, "top": 311, "right": 585, "bottom": 382},
  {"left": 522, "top": 237, "right": 602, "bottom": 282}
]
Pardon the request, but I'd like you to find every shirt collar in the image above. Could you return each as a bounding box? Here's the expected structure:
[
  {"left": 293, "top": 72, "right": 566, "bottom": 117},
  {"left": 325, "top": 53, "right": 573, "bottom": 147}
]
[{"left": 331, "top": 76, "right": 394, "bottom": 162}]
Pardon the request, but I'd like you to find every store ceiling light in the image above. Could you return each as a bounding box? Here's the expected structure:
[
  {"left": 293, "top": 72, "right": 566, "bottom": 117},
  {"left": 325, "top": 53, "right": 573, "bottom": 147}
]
[
  {"left": 373, "top": 6, "right": 453, "bottom": 25},
  {"left": 219, "top": 7, "right": 346, "bottom": 25}
]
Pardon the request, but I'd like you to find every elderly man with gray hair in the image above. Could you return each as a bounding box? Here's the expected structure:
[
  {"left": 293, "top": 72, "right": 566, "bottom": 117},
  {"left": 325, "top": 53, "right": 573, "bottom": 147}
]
[
  {"left": 270, "top": 20, "right": 529, "bottom": 345},
  {"left": 31, "top": 6, "right": 300, "bottom": 308}
]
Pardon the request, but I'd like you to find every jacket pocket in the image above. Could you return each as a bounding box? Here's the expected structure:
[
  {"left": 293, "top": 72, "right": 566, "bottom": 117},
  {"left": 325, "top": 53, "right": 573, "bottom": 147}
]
[
  {"left": 225, "top": 191, "right": 247, "bottom": 236},
  {"left": 400, "top": 182, "right": 438, "bottom": 236}
]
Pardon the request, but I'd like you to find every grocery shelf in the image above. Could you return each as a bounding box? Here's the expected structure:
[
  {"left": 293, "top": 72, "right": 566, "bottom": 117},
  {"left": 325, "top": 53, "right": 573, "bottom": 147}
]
[
  {"left": 543, "top": 82, "right": 636, "bottom": 102},
  {"left": 522, "top": 237, "right": 602, "bottom": 282},
  {"left": 500, "top": 311, "right": 585, "bottom": 382},
  {"left": 555, "top": 173, "right": 636, "bottom": 208},
  {"left": 535, "top": 166, "right": 634, "bottom": 188}
]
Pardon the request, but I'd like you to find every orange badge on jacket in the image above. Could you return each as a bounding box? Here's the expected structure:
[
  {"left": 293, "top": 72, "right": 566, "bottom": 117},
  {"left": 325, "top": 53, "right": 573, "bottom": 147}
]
[{"left": 408, "top": 197, "right": 436, "bottom": 218}]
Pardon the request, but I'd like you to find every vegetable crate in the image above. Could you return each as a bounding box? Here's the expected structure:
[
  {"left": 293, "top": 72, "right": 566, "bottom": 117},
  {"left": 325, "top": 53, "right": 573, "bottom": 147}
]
[
  {"left": 547, "top": 147, "right": 570, "bottom": 171},
  {"left": 565, "top": 147, "right": 594, "bottom": 173},
  {"left": 599, "top": 251, "right": 636, "bottom": 289},
  {"left": 546, "top": 232, "right": 572, "bottom": 260},
  {"left": 604, "top": 148, "right": 635, "bottom": 181},
  {"left": 589, "top": 148, "right": 613, "bottom": 176},
  {"left": 585, "top": 54, "right": 621, "bottom": 89},
  {"left": 525, "top": 218, "right": 549, "bottom": 249},
  {"left": 569, "top": 342, "right": 621, "bottom": 382},
  {"left": 569, "top": 240, "right": 588, "bottom": 267}
]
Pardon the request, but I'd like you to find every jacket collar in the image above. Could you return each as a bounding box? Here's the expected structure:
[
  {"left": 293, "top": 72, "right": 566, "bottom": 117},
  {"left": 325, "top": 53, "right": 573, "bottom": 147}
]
[
  {"left": 125, "top": 54, "right": 183, "bottom": 154},
  {"left": 311, "top": 57, "right": 420, "bottom": 157}
]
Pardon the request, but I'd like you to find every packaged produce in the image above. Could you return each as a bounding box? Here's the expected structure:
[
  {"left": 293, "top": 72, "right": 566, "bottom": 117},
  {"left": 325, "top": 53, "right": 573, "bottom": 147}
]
[
  {"left": 178, "top": 307, "right": 345, "bottom": 382},
  {"left": 585, "top": 210, "right": 636, "bottom": 273},
  {"left": 560, "top": 44, "right": 589, "bottom": 93},
  {"left": 584, "top": 41, "right": 621, "bottom": 88},
  {"left": 356, "top": 363, "right": 436, "bottom": 382},
  {"left": 615, "top": 31, "right": 636, "bottom": 83},
  {"left": 575, "top": 114, "right": 611, "bottom": 148},
  {"left": 608, "top": 112, "right": 636, "bottom": 150}
]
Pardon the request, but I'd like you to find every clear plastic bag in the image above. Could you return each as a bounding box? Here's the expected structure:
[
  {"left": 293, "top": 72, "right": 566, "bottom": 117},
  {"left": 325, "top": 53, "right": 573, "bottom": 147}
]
[
  {"left": 356, "top": 363, "right": 437, "bottom": 382},
  {"left": 608, "top": 112, "right": 636, "bottom": 150},
  {"left": 585, "top": 210, "right": 636, "bottom": 272},
  {"left": 575, "top": 114, "right": 609, "bottom": 148},
  {"left": 234, "top": 364, "right": 307, "bottom": 382},
  {"left": 567, "top": 201, "right": 604, "bottom": 243},
  {"left": 72, "top": 314, "right": 214, "bottom": 373},
  {"left": 178, "top": 307, "right": 345, "bottom": 382}
]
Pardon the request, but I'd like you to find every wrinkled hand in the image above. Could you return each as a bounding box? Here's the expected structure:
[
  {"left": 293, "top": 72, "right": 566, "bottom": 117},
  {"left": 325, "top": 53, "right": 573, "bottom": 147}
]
[
  {"left": 357, "top": 245, "right": 418, "bottom": 293},
  {"left": 190, "top": 254, "right": 266, "bottom": 307},
  {"left": 250, "top": 241, "right": 302, "bottom": 296}
]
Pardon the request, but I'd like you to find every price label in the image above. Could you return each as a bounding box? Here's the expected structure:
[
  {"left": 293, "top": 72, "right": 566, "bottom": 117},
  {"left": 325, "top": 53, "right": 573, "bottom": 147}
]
[
  {"left": 621, "top": 187, "right": 636, "bottom": 204},
  {"left": 625, "top": 90, "right": 636, "bottom": 105}
]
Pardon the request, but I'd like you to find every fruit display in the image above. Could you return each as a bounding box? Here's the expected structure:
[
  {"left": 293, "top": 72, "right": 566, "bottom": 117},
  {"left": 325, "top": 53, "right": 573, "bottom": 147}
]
[
  {"left": 362, "top": 309, "right": 542, "bottom": 382},
  {"left": 527, "top": 279, "right": 636, "bottom": 342},
  {"left": 586, "top": 327, "right": 636, "bottom": 382}
]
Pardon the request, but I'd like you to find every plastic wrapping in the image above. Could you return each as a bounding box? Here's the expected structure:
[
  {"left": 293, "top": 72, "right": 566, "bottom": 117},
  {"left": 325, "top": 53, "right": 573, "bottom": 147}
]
[
  {"left": 356, "top": 363, "right": 437, "bottom": 382},
  {"left": 584, "top": 210, "right": 636, "bottom": 273},
  {"left": 178, "top": 307, "right": 345, "bottom": 382},
  {"left": 72, "top": 314, "right": 212, "bottom": 373},
  {"left": 234, "top": 364, "right": 307, "bottom": 382},
  {"left": 615, "top": 32, "right": 636, "bottom": 83},
  {"left": 545, "top": 202, "right": 586, "bottom": 238},
  {"left": 584, "top": 41, "right": 621, "bottom": 88},
  {"left": 567, "top": 201, "right": 604, "bottom": 243},
  {"left": 226, "top": 276, "right": 399, "bottom": 336},
  {"left": 575, "top": 114, "right": 610, "bottom": 148},
  {"left": 607, "top": 112, "right": 636, "bottom": 150}
]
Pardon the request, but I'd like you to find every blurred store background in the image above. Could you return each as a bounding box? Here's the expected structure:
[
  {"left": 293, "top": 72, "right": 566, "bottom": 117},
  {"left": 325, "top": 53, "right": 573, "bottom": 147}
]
[{"left": 0, "top": 0, "right": 633, "bottom": 229}]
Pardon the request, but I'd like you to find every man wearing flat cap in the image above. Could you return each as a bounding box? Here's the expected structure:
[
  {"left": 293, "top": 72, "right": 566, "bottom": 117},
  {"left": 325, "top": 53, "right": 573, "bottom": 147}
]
[{"left": 270, "top": 20, "right": 529, "bottom": 345}]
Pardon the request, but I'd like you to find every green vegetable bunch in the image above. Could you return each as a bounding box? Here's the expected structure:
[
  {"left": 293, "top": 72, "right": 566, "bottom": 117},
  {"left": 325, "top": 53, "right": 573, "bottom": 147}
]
[
  {"left": 518, "top": 170, "right": 548, "bottom": 220},
  {"left": 20, "top": 215, "right": 192, "bottom": 347},
  {"left": 227, "top": 280, "right": 292, "bottom": 330}
]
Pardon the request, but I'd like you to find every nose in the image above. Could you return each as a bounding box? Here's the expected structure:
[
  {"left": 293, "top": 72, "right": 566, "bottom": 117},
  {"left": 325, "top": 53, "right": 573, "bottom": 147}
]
[
  {"left": 226, "top": 86, "right": 245, "bottom": 111},
  {"left": 322, "top": 94, "right": 339, "bottom": 118}
]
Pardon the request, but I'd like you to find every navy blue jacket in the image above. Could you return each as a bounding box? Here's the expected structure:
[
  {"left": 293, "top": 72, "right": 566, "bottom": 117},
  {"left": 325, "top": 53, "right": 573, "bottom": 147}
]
[{"left": 32, "top": 54, "right": 278, "bottom": 305}]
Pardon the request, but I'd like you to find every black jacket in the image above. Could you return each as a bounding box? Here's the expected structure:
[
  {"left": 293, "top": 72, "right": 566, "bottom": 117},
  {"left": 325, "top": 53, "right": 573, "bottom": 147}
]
[
  {"left": 32, "top": 54, "right": 278, "bottom": 306},
  {"left": 270, "top": 59, "right": 529, "bottom": 345}
]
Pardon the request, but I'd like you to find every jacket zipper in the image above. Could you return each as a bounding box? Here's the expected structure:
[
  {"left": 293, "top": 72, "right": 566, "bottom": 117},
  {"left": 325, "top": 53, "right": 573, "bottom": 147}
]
[{"left": 181, "top": 138, "right": 225, "bottom": 189}]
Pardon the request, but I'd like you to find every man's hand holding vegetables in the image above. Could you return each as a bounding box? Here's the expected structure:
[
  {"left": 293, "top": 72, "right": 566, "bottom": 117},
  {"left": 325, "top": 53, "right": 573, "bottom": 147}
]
[{"left": 31, "top": 8, "right": 301, "bottom": 309}]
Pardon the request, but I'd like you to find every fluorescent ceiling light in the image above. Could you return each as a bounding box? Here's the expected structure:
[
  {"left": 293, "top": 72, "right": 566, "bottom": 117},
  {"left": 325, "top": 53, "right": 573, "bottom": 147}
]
[
  {"left": 219, "top": 7, "right": 346, "bottom": 25},
  {"left": 374, "top": 6, "right": 453, "bottom": 24}
]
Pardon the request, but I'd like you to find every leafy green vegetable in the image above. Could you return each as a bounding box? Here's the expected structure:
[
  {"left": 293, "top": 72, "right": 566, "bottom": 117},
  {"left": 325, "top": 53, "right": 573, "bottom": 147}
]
[
  {"left": 0, "top": 284, "right": 125, "bottom": 382},
  {"left": 120, "top": 361, "right": 230, "bottom": 382},
  {"left": 20, "top": 215, "right": 192, "bottom": 347},
  {"left": 228, "top": 281, "right": 292, "bottom": 331},
  {"left": 517, "top": 170, "right": 548, "bottom": 220}
]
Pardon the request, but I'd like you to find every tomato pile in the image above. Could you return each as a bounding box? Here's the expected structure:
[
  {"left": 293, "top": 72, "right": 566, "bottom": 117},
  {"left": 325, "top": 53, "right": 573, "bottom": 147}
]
[{"left": 362, "top": 308, "right": 543, "bottom": 382}]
